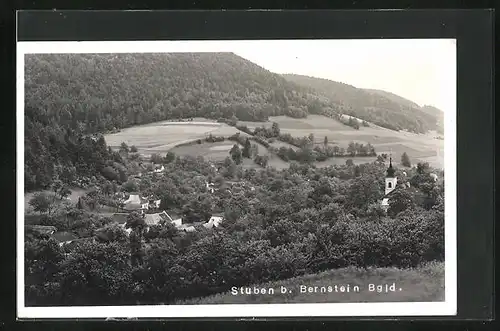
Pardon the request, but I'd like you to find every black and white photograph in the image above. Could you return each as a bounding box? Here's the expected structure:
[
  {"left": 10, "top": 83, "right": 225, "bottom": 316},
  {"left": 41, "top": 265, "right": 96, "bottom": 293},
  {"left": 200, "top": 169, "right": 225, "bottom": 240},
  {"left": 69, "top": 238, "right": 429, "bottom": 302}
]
[{"left": 17, "top": 39, "right": 456, "bottom": 318}]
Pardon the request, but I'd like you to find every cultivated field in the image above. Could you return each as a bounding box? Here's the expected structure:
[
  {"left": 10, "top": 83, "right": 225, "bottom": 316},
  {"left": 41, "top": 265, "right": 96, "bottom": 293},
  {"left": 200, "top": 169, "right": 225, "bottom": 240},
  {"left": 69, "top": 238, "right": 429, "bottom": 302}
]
[
  {"left": 239, "top": 115, "right": 444, "bottom": 169},
  {"left": 176, "top": 261, "right": 444, "bottom": 305},
  {"left": 104, "top": 115, "right": 443, "bottom": 169},
  {"left": 104, "top": 118, "right": 249, "bottom": 157}
]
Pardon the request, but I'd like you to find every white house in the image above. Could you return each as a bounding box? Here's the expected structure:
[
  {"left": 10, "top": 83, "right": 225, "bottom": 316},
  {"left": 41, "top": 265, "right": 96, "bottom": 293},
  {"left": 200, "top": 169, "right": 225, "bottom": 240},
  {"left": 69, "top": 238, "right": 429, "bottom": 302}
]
[
  {"left": 153, "top": 164, "right": 165, "bottom": 173},
  {"left": 123, "top": 194, "right": 149, "bottom": 214},
  {"left": 206, "top": 182, "right": 215, "bottom": 193},
  {"left": 203, "top": 216, "right": 223, "bottom": 229}
]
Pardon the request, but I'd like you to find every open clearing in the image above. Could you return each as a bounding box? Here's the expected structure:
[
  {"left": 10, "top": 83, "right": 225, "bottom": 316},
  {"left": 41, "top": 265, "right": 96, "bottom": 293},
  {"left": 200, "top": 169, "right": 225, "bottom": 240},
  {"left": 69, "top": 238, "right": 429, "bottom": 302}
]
[
  {"left": 105, "top": 115, "right": 443, "bottom": 169},
  {"left": 169, "top": 141, "right": 238, "bottom": 161},
  {"left": 239, "top": 115, "right": 443, "bottom": 168},
  {"left": 104, "top": 118, "right": 249, "bottom": 157},
  {"left": 176, "top": 261, "right": 444, "bottom": 304}
]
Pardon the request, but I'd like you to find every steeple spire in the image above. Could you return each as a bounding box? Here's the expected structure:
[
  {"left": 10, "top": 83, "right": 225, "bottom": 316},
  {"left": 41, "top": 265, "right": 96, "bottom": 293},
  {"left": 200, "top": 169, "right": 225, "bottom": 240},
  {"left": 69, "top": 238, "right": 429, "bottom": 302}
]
[{"left": 386, "top": 154, "right": 395, "bottom": 177}]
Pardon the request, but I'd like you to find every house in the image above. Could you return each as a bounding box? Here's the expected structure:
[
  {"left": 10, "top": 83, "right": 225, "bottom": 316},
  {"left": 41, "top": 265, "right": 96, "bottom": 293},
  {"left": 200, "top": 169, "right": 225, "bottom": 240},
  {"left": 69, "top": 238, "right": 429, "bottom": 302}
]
[
  {"left": 144, "top": 213, "right": 164, "bottom": 226},
  {"left": 182, "top": 225, "right": 196, "bottom": 233},
  {"left": 122, "top": 193, "right": 149, "bottom": 213},
  {"left": 171, "top": 218, "right": 183, "bottom": 227},
  {"left": 206, "top": 182, "right": 215, "bottom": 193},
  {"left": 203, "top": 216, "right": 223, "bottom": 229},
  {"left": 153, "top": 164, "right": 165, "bottom": 173},
  {"left": 148, "top": 199, "right": 161, "bottom": 209}
]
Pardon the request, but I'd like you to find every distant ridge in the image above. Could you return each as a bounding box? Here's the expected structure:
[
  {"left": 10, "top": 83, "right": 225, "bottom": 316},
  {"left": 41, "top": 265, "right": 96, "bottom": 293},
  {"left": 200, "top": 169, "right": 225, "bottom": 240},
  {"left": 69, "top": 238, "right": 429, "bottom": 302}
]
[{"left": 282, "top": 73, "right": 444, "bottom": 134}]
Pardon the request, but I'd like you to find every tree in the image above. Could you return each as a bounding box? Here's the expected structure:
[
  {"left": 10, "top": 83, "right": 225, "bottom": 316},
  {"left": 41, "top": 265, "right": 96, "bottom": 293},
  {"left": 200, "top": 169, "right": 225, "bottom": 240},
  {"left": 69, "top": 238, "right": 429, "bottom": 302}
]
[
  {"left": 345, "top": 159, "right": 354, "bottom": 166},
  {"left": 347, "top": 142, "right": 356, "bottom": 157},
  {"left": 416, "top": 162, "right": 430, "bottom": 174},
  {"left": 229, "top": 144, "right": 242, "bottom": 165},
  {"left": 122, "top": 180, "right": 139, "bottom": 192},
  {"left": 271, "top": 122, "right": 280, "bottom": 137},
  {"left": 242, "top": 138, "right": 251, "bottom": 158},
  {"left": 323, "top": 136, "right": 328, "bottom": 147},
  {"left": 130, "top": 145, "right": 138, "bottom": 153},
  {"left": 150, "top": 153, "right": 163, "bottom": 164},
  {"left": 250, "top": 144, "right": 259, "bottom": 158},
  {"left": 119, "top": 142, "right": 129, "bottom": 154},
  {"left": 59, "top": 186, "right": 72, "bottom": 200},
  {"left": 29, "top": 192, "right": 54, "bottom": 215},
  {"left": 387, "top": 189, "right": 415, "bottom": 217},
  {"left": 164, "top": 151, "right": 176, "bottom": 163},
  {"left": 102, "top": 166, "right": 119, "bottom": 181},
  {"left": 401, "top": 152, "right": 411, "bottom": 167}
]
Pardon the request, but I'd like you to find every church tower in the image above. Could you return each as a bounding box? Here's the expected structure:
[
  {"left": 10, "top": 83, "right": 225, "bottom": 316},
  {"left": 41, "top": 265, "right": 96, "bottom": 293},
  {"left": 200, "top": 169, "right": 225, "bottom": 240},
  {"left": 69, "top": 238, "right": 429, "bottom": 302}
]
[{"left": 385, "top": 157, "right": 397, "bottom": 196}]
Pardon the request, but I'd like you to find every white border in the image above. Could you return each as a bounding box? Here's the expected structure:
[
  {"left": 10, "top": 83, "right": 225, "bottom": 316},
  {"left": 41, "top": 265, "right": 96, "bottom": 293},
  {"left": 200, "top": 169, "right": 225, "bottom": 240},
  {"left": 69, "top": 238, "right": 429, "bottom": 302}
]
[{"left": 16, "top": 40, "right": 457, "bottom": 319}]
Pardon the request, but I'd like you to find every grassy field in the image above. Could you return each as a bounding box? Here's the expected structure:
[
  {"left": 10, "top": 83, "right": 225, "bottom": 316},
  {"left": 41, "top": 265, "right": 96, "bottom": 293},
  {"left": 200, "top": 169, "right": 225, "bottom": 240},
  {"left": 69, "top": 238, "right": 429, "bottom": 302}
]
[
  {"left": 239, "top": 115, "right": 443, "bottom": 169},
  {"left": 176, "top": 261, "right": 445, "bottom": 305},
  {"left": 104, "top": 115, "right": 443, "bottom": 169},
  {"left": 104, "top": 118, "right": 249, "bottom": 157}
]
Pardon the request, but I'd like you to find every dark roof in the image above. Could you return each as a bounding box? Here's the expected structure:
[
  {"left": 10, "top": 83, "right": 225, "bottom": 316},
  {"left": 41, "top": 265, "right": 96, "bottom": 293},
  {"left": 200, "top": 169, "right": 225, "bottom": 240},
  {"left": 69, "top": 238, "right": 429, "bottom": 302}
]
[
  {"left": 51, "top": 231, "right": 78, "bottom": 243},
  {"left": 386, "top": 158, "right": 396, "bottom": 177}
]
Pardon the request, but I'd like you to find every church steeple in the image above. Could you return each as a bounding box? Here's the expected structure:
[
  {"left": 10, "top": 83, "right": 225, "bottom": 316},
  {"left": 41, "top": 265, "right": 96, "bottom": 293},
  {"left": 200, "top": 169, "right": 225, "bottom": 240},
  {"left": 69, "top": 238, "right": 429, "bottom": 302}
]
[{"left": 386, "top": 156, "right": 396, "bottom": 178}]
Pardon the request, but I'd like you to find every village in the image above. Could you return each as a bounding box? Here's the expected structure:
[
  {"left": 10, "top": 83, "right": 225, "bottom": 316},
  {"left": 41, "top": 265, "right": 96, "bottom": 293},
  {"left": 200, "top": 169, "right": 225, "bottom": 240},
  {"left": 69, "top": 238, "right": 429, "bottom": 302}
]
[{"left": 25, "top": 159, "right": 227, "bottom": 249}]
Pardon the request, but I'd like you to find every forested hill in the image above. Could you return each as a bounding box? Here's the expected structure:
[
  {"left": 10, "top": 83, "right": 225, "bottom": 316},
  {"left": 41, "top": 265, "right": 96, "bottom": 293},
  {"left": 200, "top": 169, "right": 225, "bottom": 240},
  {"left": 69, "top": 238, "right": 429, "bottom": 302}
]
[
  {"left": 24, "top": 52, "right": 343, "bottom": 190},
  {"left": 25, "top": 53, "right": 342, "bottom": 134},
  {"left": 282, "top": 74, "right": 444, "bottom": 134}
]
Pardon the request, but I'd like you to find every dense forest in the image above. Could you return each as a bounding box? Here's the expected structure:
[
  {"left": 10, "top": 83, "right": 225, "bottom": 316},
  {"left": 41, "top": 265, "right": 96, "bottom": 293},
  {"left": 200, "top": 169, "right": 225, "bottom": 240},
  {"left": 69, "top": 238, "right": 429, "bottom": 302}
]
[{"left": 283, "top": 74, "right": 444, "bottom": 134}]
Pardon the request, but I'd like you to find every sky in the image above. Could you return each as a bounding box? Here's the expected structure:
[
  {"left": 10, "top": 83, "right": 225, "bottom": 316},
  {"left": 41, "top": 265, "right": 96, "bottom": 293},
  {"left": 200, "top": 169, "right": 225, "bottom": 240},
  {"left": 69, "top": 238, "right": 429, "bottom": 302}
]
[
  {"left": 232, "top": 39, "right": 456, "bottom": 114},
  {"left": 20, "top": 39, "right": 456, "bottom": 114}
]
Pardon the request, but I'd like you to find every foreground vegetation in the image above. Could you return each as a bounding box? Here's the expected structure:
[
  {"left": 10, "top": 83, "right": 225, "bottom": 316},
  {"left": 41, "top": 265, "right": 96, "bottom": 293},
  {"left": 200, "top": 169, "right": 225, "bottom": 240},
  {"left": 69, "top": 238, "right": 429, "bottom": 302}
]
[
  {"left": 25, "top": 148, "right": 444, "bottom": 306},
  {"left": 177, "top": 261, "right": 445, "bottom": 304}
]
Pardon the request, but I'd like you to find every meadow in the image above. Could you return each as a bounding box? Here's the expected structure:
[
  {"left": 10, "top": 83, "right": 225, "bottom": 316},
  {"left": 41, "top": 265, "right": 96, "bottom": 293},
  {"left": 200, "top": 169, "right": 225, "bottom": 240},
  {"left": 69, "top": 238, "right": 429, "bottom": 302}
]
[
  {"left": 104, "top": 114, "right": 443, "bottom": 168},
  {"left": 239, "top": 115, "right": 444, "bottom": 168},
  {"left": 104, "top": 118, "right": 248, "bottom": 157},
  {"left": 176, "top": 261, "right": 444, "bottom": 305}
]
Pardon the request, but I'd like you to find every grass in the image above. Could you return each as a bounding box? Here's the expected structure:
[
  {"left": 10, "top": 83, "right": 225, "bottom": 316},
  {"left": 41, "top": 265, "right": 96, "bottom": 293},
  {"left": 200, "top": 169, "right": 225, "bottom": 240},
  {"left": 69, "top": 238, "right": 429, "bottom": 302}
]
[
  {"left": 175, "top": 261, "right": 445, "bottom": 305},
  {"left": 104, "top": 119, "right": 248, "bottom": 157},
  {"left": 240, "top": 115, "right": 443, "bottom": 168},
  {"left": 104, "top": 115, "right": 443, "bottom": 168}
]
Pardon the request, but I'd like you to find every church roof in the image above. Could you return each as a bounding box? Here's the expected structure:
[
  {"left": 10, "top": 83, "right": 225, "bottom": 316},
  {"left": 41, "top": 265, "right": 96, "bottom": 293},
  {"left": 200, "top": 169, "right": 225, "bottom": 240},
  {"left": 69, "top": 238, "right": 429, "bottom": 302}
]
[{"left": 386, "top": 157, "right": 396, "bottom": 177}]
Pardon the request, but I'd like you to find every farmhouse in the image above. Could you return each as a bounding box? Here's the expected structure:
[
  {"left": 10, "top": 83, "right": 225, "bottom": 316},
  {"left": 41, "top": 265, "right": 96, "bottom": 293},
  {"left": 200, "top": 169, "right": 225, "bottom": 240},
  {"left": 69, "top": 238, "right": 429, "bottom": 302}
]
[
  {"left": 203, "top": 216, "right": 223, "bottom": 229},
  {"left": 144, "top": 211, "right": 173, "bottom": 226},
  {"left": 122, "top": 193, "right": 150, "bottom": 213}
]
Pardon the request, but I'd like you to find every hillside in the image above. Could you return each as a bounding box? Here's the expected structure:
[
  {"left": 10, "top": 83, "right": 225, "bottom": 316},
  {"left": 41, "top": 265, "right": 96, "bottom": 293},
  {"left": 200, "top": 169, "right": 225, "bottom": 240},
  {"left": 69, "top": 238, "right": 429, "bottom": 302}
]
[
  {"left": 363, "top": 88, "right": 420, "bottom": 109},
  {"left": 25, "top": 53, "right": 341, "bottom": 134},
  {"left": 24, "top": 53, "right": 344, "bottom": 190},
  {"left": 282, "top": 74, "right": 444, "bottom": 134},
  {"left": 176, "top": 262, "right": 444, "bottom": 304}
]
